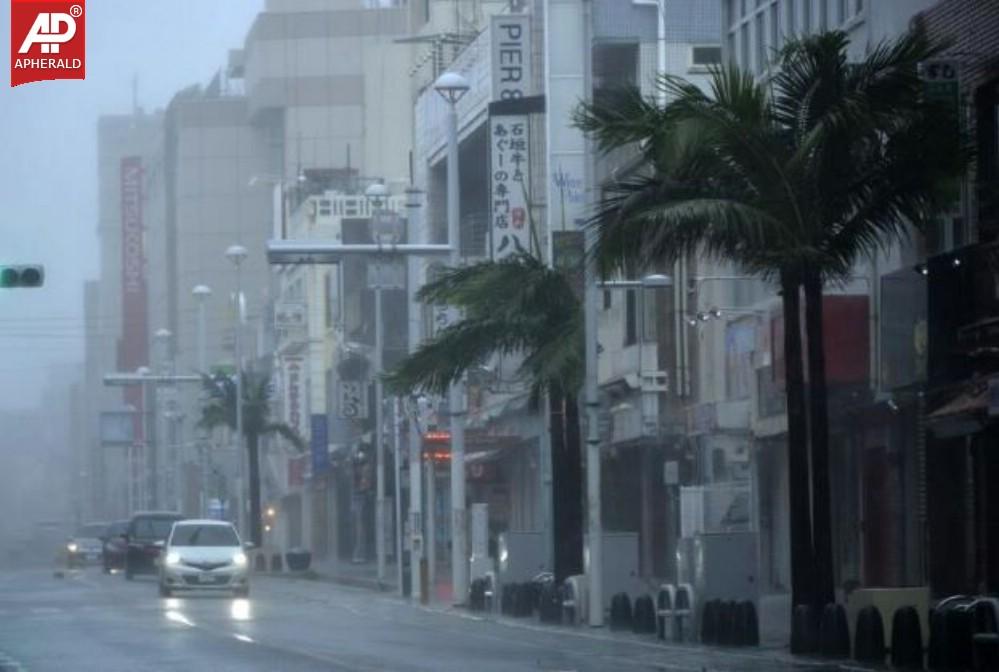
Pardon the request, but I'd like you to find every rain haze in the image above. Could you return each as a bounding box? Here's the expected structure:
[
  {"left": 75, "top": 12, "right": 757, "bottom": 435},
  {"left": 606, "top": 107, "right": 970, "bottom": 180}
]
[{"left": 0, "top": 1, "right": 995, "bottom": 670}]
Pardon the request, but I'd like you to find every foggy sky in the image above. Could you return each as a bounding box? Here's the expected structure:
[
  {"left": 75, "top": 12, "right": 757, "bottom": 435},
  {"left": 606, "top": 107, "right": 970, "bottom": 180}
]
[{"left": 0, "top": 1, "right": 262, "bottom": 411}]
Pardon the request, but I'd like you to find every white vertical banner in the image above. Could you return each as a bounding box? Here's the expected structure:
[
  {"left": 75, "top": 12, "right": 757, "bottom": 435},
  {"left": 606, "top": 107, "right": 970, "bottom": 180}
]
[
  {"left": 491, "top": 14, "right": 532, "bottom": 101},
  {"left": 282, "top": 357, "right": 307, "bottom": 439},
  {"left": 489, "top": 114, "right": 531, "bottom": 258}
]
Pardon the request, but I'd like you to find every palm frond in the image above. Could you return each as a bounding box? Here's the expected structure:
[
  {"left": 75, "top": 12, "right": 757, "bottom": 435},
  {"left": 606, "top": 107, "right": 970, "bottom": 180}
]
[{"left": 262, "top": 422, "right": 306, "bottom": 452}]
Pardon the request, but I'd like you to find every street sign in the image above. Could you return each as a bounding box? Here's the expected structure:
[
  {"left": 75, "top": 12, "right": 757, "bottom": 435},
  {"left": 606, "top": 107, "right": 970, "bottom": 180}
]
[
  {"left": 920, "top": 59, "right": 960, "bottom": 118},
  {"left": 275, "top": 302, "right": 307, "bottom": 330},
  {"left": 338, "top": 380, "right": 368, "bottom": 419}
]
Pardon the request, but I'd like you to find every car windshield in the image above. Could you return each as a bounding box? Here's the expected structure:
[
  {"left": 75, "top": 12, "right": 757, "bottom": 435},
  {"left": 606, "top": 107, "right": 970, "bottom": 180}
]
[
  {"left": 170, "top": 525, "right": 239, "bottom": 547},
  {"left": 132, "top": 518, "right": 179, "bottom": 540},
  {"left": 76, "top": 524, "right": 106, "bottom": 539},
  {"left": 108, "top": 522, "right": 128, "bottom": 536}
]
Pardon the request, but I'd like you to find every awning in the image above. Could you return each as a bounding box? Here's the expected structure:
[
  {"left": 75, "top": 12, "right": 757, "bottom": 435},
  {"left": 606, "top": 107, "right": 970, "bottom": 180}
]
[{"left": 926, "top": 381, "right": 988, "bottom": 439}]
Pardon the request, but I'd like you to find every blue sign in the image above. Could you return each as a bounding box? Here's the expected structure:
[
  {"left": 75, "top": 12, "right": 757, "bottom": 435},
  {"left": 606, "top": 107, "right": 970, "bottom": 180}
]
[{"left": 311, "top": 413, "right": 330, "bottom": 474}]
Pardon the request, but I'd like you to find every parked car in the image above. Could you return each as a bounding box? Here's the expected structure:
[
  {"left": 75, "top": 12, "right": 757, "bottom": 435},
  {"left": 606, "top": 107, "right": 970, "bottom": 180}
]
[
  {"left": 158, "top": 519, "right": 250, "bottom": 598},
  {"left": 123, "top": 511, "right": 184, "bottom": 580},
  {"left": 101, "top": 520, "right": 129, "bottom": 573},
  {"left": 66, "top": 522, "right": 108, "bottom": 568}
]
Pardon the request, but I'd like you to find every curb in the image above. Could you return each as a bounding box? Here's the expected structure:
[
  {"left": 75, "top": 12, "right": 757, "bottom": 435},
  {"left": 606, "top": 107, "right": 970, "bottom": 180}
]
[{"left": 262, "top": 567, "right": 397, "bottom": 593}]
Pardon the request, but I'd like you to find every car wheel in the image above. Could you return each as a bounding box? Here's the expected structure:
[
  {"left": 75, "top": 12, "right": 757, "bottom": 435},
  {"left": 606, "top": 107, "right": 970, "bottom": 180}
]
[
  {"left": 158, "top": 582, "right": 171, "bottom": 598},
  {"left": 234, "top": 586, "right": 249, "bottom": 598}
]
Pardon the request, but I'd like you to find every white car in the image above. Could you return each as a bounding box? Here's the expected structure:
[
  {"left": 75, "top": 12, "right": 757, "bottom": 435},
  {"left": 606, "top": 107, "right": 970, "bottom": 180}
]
[{"left": 158, "top": 520, "right": 250, "bottom": 597}]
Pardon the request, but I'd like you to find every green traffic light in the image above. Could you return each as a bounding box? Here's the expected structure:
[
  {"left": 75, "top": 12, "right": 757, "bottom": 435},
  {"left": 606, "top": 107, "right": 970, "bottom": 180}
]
[{"left": 0, "top": 265, "right": 44, "bottom": 288}]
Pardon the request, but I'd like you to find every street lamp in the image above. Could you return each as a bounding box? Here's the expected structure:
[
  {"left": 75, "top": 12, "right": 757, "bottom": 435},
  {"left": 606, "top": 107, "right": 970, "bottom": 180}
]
[
  {"left": 364, "top": 181, "right": 399, "bottom": 586},
  {"left": 225, "top": 244, "right": 248, "bottom": 539},
  {"left": 585, "top": 273, "right": 673, "bottom": 626},
  {"left": 434, "top": 69, "right": 471, "bottom": 606}
]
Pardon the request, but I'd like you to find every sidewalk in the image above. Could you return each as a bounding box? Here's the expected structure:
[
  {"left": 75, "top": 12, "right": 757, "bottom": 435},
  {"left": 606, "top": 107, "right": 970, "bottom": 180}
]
[
  {"left": 257, "top": 574, "right": 867, "bottom": 672},
  {"left": 275, "top": 556, "right": 456, "bottom": 603}
]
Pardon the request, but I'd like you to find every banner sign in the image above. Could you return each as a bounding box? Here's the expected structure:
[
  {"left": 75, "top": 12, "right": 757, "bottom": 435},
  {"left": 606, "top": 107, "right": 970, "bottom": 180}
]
[
  {"left": 119, "top": 156, "right": 147, "bottom": 444},
  {"left": 489, "top": 114, "right": 531, "bottom": 258},
  {"left": 491, "top": 13, "right": 531, "bottom": 101},
  {"left": 337, "top": 380, "right": 368, "bottom": 419},
  {"left": 310, "top": 414, "right": 329, "bottom": 475},
  {"left": 100, "top": 411, "right": 135, "bottom": 446},
  {"left": 282, "top": 357, "right": 306, "bottom": 439}
]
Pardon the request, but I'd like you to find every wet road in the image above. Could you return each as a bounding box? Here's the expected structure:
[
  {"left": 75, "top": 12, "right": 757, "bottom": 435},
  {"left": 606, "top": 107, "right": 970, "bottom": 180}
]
[{"left": 0, "top": 566, "right": 845, "bottom": 671}]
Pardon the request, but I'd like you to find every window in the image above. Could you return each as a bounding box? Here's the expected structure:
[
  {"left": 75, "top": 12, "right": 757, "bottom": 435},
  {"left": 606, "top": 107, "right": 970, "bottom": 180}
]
[
  {"left": 740, "top": 23, "right": 750, "bottom": 69},
  {"left": 838, "top": 0, "right": 847, "bottom": 24},
  {"left": 741, "top": 0, "right": 748, "bottom": 18},
  {"left": 756, "top": 12, "right": 766, "bottom": 73},
  {"left": 802, "top": 0, "right": 811, "bottom": 33},
  {"left": 603, "top": 290, "right": 612, "bottom": 310},
  {"left": 770, "top": 3, "right": 779, "bottom": 52},
  {"left": 855, "top": 0, "right": 864, "bottom": 13},
  {"left": 691, "top": 45, "right": 722, "bottom": 71},
  {"left": 785, "top": 0, "right": 796, "bottom": 36},
  {"left": 593, "top": 42, "right": 639, "bottom": 107},
  {"left": 819, "top": 0, "right": 828, "bottom": 30},
  {"left": 170, "top": 524, "right": 239, "bottom": 547},
  {"left": 625, "top": 290, "right": 638, "bottom": 346}
]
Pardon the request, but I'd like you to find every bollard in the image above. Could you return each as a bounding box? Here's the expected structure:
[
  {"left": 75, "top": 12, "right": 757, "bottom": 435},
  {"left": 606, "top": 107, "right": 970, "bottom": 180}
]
[
  {"left": 701, "top": 599, "right": 721, "bottom": 644},
  {"left": 270, "top": 553, "right": 283, "bottom": 572},
  {"left": 253, "top": 553, "right": 267, "bottom": 573},
  {"left": 632, "top": 595, "right": 656, "bottom": 635},
  {"left": 854, "top": 605, "right": 886, "bottom": 664},
  {"left": 792, "top": 603, "right": 820, "bottom": 654},
  {"left": 890, "top": 605, "right": 924, "bottom": 670},
  {"left": 819, "top": 603, "right": 850, "bottom": 658}
]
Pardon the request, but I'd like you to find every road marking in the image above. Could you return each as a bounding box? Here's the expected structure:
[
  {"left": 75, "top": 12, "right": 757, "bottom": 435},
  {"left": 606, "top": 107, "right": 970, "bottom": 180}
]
[{"left": 164, "top": 610, "right": 195, "bottom": 627}]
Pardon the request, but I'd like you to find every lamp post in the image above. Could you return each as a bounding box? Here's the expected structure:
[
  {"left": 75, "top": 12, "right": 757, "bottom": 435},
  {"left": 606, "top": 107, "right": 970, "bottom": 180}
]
[
  {"left": 585, "top": 273, "right": 673, "bottom": 626},
  {"left": 136, "top": 365, "right": 151, "bottom": 511},
  {"left": 225, "top": 244, "right": 248, "bottom": 537},
  {"left": 434, "top": 70, "right": 471, "bottom": 605},
  {"left": 154, "top": 328, "right": 174, "bottom": 510},
  {"left": 365, "top": 181, "right": 393, "bottom": 585},
  {"left": 192, "top": 284, "right": 212, "bottom": 517}
]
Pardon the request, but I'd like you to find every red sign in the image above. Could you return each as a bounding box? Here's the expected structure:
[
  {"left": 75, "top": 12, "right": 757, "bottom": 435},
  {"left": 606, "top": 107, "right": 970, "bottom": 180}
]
[
  {"left": 118, "top": 156, "right": 147, "bottom": 443},
  {"left": 10, "top": 0, "right": 85, "bottom": 87},
  {"left": 288, "top": 454, "right": 308, "bottom": 488}
]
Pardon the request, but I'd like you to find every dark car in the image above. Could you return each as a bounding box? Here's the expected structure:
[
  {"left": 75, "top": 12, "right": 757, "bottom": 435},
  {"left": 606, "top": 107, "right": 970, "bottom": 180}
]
[
  {"left": 66, "top": 522, "right": 108, "bottom": 568},
  {"left": 123, "top": 512, "right": 184, "bottom": 580},
  {"left": 101, "top": 520, "right": 129, "bottom": 573}
]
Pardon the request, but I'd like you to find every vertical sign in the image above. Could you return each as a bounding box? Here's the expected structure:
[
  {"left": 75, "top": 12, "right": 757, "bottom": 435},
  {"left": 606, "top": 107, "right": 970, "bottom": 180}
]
[
  {"left": 310, "top": 413, "right": 329, "bottom": 475},
  {"left": 283, "top": 357, "right": 306, "bottom": 439},
  {"left": 491, "top": 14, "right": 531, "bottom": 101},
  {"left": 338, "top": 380, "right": 369, "bottom": 419},
  {"left": 119, "top": 156, "right": 147, "bottom": 444},
  {"left": 490, "top": 114, "right": 531, "bottom": 258}
]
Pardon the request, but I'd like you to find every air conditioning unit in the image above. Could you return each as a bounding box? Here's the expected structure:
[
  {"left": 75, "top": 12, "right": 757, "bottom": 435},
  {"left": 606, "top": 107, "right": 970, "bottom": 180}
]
[{"left": 640, "top": 370, "right": 669, "bottom": 392}]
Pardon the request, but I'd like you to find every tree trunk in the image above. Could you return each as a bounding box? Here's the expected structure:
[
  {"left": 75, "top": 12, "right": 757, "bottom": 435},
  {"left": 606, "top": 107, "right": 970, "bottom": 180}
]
[
  {"left": 803, "top": 269, "right": 835, "bottom": 607},
  {"left": 551, "top": 387, "right": 584, "bottom": 583},
  {"left": 781, "top": 271, "right": 813, "bottom": 609},
  {"left": 247, "top": 431, "right": 263, "bottom": 547}
]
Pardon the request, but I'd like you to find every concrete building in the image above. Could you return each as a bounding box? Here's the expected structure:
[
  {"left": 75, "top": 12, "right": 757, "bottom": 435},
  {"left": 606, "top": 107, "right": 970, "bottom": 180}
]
[{"left": 86, "top": 110, "right": 164, "bottom": 521}]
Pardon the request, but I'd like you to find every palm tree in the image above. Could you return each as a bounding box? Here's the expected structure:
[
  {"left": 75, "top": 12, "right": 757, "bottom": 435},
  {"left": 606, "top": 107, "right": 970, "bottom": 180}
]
[
  {"left": 385, "top": 253, "right": 586, "bottom": 582},
  {"left": 200, "top": 369, "right": 305, "bottom": 547},
  {"left": 575, "top": 27, "right": 964, "bottom": 610}
]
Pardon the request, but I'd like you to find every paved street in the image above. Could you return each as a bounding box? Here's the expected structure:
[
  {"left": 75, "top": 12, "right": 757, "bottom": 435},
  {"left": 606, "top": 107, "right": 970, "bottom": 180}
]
[{"left": 0, "top": 565, "right": 850, "bottom": 672}]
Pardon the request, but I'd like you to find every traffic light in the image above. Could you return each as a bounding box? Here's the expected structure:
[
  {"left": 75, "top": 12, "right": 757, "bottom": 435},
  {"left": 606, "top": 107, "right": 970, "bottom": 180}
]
[{"left": 0, "top": 265, "right": 44, "bottom": 288}]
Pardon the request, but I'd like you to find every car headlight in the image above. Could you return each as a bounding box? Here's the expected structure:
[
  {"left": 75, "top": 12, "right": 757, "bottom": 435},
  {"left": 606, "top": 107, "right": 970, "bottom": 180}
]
[
  {"left": 165, "top": 552, "right": 181, "bottom": 566},
  {"left": 67, "top": 543, "right": 78, "bottom": 553},
  {"left": 233, "top": 552, "right": 247, "bottom": 567}
]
